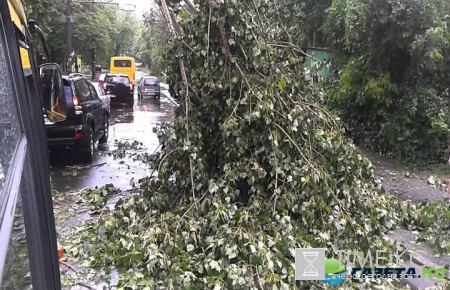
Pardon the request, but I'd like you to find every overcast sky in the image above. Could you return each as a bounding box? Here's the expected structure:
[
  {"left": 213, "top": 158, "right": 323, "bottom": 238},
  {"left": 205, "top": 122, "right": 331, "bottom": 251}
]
[{"left": 116, "top": 0, "right": 155, "bottom": 19}]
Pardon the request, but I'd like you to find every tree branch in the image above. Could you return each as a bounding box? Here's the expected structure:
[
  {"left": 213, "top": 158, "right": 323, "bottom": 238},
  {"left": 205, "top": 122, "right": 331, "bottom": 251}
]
[{"left": 183, "top": 0, "right": 197, "bottom": 14}]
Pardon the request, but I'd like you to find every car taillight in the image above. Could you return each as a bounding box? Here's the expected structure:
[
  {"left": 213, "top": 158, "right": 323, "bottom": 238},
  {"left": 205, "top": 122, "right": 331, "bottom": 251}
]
[
  {"left": 141, "top": 88, "right": 145, "bottom": 92},
  {"left": 75, "top": 125, "right": 83, "bottom": 138},
  {"left": 73, "top": 96, "right": 83, "bottom": 115},
  {"left": 72, "top": 96, "right": 79, "bottom": 106}
]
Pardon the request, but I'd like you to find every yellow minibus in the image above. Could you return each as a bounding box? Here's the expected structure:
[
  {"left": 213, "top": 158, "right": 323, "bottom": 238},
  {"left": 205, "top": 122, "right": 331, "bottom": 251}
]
[{"left": 109, "top": 56, "right": 136, "bottom": 85}]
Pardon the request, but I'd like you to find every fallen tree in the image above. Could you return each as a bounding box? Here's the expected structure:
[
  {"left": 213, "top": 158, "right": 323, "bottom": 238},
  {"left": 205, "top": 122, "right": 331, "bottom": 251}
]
[{"left": 62, "top": 0, "right": 441, "bottom": 289}]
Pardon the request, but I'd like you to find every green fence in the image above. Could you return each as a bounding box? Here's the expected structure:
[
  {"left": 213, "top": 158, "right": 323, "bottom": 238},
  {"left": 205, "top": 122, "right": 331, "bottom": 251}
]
[{"left": 304, "top": 47, "right": 333, "bottom": 81}]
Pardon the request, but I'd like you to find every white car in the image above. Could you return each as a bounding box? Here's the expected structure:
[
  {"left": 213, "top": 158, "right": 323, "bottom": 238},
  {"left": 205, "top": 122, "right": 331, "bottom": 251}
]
[{"left": 90, "top": 81, "right": 111, "bottom": 115}]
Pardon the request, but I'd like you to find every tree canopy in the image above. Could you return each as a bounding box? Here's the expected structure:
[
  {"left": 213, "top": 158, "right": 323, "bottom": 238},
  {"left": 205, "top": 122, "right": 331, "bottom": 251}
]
[
  {"left": 321, "top": 0, "right": 450, "bottom": 164},
  {"left": 132, "top": 8, "right": 170, "bottom": 75},
  {"left": 22, "top": 0, "right": 138, "bottom": 68}
]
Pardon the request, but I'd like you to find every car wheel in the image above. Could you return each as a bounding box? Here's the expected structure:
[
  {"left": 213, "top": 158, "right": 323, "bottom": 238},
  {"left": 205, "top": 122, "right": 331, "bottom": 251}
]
[
  {"left": 81, "top": 127, "right": 95, "bottom": 163},
  {"left": 127, "top": 99, "right": 134, "bottom": 107},
  {"left": 99, "top": 117, "right": 109, "bottom": 144}
]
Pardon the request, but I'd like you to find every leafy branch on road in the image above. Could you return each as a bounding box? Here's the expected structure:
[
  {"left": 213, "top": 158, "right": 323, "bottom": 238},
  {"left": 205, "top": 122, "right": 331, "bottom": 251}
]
[
  {"left": 47, "top": 0, "right": 450, "bottom": 289},
  {"left": 54, "top": 1, "right": 449, "bottom": 289}
]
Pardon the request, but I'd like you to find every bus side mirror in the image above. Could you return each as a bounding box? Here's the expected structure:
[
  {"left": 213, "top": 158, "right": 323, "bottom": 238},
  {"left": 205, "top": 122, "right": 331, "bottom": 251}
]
[
  {"left": 39, "top": 63, "right": 64, "bottom": 90},
  {"left": 39, "top": 63, "right": 66, "bottom": 122}
]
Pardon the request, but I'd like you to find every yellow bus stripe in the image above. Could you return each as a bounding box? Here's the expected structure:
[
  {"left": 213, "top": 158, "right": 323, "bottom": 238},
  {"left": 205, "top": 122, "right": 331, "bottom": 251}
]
[{"left": 20, "top": 47, "right": 31, "bottom": 69}]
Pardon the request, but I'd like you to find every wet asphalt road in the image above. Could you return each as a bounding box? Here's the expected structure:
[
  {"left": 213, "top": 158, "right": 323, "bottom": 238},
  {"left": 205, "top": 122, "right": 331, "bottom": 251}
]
[{"left": 49, "top": 78, "right": 176, "bottom": 192}]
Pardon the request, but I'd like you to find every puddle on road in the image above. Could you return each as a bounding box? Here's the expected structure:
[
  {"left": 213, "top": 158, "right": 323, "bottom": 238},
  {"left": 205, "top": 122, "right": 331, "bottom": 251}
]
[
  {"left": 49, "top": 97, "right": 175, "bottom": 192},
  {"left": 51, "top": 95, "right": 175, "bottom": 289}
]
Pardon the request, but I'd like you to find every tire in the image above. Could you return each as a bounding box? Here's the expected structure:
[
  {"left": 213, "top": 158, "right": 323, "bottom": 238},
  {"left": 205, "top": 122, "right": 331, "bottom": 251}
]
[
  {"left": 80, "top": 127, "right": 95, "bottom": 163},
  {"left": 99, "top": 117, "right": 109, "bottom": 144},
  {"left": 127, "top": 98, "right": 134, "bottom": 107}
]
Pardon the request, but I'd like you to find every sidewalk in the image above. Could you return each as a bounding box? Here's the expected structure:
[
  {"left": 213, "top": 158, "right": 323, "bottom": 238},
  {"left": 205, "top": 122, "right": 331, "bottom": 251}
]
[
  {"left": 364, "top": 150, "right": 450, "bottom": 289},
  {"left": 364, "top": 150, "right": 447, "bottom": 202}
]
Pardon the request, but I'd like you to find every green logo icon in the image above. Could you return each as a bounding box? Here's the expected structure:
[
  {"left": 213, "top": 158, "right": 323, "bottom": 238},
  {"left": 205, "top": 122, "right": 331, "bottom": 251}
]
[
  {"left": 324, "top": 258, "right": 347, "bottom": 286},
  {"left": 325, "top": 258, "right": 346, "bottom": 274}
]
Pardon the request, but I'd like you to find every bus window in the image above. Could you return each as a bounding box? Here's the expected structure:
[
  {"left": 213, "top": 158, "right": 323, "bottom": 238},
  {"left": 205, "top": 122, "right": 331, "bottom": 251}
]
[
  {"left": 0, "top": 1, "right": 62, "bottom": 289},
  {"left": 0, "top": 15, "right": 30, "bottom": 288},
  {"left": 2, "top": 191, "right": 31, "bottom": 289},
  {"left": 0, "top": 25, "right": 21, "bottom": 192},
  {"left": 113, "top": 60, "right": 131, "bottom": 67}
]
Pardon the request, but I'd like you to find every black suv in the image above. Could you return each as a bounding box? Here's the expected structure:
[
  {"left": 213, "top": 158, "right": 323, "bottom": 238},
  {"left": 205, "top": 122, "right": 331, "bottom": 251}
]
[
  {"left": 42, "top": 74, "right": 110, "bottom": 162},
  {"left": 104, "top": 73, "right": 134, "bottom": 106}
]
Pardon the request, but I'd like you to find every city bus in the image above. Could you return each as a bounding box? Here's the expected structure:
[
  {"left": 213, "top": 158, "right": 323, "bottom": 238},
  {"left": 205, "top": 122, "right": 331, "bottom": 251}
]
[
  {"left": 109, "top": 56, "right": 136, "bottom": 86},
  {"left": 0, "top": 0, "right": 63, "bottom": 289}
]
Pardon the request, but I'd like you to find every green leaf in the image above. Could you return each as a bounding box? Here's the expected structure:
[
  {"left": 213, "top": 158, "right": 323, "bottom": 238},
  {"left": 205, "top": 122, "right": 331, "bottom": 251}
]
[{"left": 278, "top": 78, "right": 286, "bottom": 91}]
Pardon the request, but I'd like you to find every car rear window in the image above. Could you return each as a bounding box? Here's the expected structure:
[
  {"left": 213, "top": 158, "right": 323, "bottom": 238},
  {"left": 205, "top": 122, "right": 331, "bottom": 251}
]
[
  {"left": 114, "top": 60, "right": 131, "bottom": 67},
  {"left": 107, "top": 76, "right": 130, "bottom": 85},
  {"left": 106, "top": 76, "right": 118, "bottom": 83},
  {"left": 144, "top": 78, "right": 158, "bottom": 86},
  {"left": 64, "top": 86, "right": 72, "bottom": 104}
]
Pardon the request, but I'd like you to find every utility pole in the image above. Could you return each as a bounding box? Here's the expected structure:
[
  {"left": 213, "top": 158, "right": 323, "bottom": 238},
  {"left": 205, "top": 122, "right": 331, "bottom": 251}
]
[
  {"left": 65, "top": 0, "right": 73, "bottom": 74},
  {"left": 91, "top": 48, "right": 95, "bottom": 80}
]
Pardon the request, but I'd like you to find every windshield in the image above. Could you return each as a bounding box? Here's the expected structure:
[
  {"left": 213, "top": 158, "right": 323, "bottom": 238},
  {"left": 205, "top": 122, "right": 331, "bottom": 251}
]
[
  {"left": 143, "top": 78, "right": 158, "bottom": 86},
  {"left": 106, "top": 76, "right": 130, "bottom": 85}
]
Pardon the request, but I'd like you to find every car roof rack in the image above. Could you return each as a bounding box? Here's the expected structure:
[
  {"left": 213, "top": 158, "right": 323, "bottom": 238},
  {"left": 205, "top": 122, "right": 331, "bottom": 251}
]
[{"left": 107, "top": 73, "right": 127, "bottom": 76}]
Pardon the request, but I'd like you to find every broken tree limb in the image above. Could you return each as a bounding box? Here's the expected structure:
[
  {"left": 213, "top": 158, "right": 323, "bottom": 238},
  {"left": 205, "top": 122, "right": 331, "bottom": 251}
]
[
  {"left": 170, "top": 10, "right": 183, "bottom": 35},
  {"left": 159, "top": 0, "right": 196, "bottom": 207}
]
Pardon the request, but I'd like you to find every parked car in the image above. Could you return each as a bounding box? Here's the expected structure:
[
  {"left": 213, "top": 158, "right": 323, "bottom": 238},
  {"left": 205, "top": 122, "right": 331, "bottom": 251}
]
[
  {"left": 103, "top": 73, "right": 134, "bottom": 106},
  {"left": 90, "top": 81, "right": 111, "bottom": 116},
  {"left": 98, "top": 72, "right": 106, "bottom": 85},
  {"left": 42, "top": 74, "right": 110, "bottom": 163},
  {"left": 137, "top": 76, "right": 161, "bottom": 100},
  {"left": 69, "top": 72, "right": 84, "bottom": 78}
]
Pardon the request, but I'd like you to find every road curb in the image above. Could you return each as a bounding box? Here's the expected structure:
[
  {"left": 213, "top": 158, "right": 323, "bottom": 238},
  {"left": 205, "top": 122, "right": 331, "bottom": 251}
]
[{"left": 386, "top": 233, "right": 450, "bottom": 289}]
